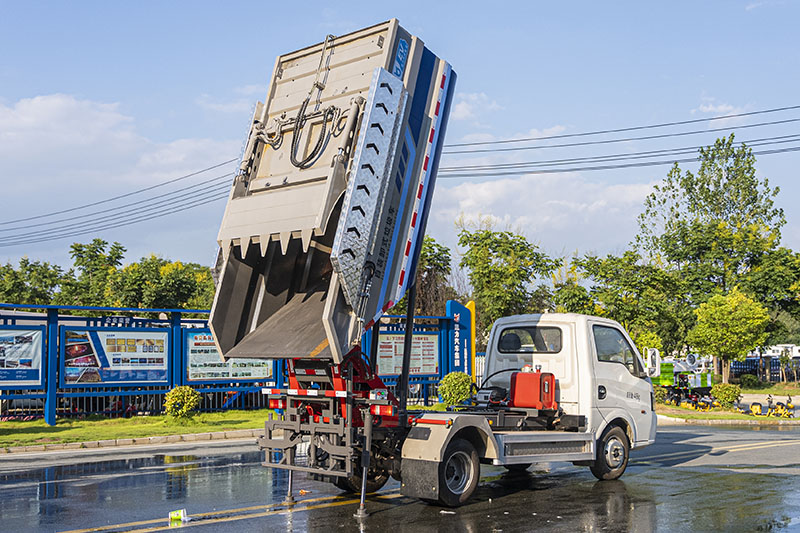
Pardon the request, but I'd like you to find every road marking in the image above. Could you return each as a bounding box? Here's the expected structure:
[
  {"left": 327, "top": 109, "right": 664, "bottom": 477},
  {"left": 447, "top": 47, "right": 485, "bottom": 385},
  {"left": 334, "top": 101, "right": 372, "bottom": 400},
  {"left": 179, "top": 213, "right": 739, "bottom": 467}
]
[
  {"left": 59, "top": 489, "right": 401, "bottom": 533},
  {"left": 637, "top": 439, "right": 800, "bottom": 463}
]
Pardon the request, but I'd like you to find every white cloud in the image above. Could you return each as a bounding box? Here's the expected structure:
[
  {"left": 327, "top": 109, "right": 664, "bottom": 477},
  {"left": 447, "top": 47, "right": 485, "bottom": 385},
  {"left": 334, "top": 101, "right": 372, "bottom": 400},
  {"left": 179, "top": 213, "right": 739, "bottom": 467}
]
[
  {"left": 195, "top": 93, "right": 254, "bottom": 114},
  {"left": 451, "top": 92, "right": 503, "bottom": 121},
  {"left": 0, "top": 94, "right": 239, "bottom": 266},
  {"left": 690, "top": 98, "right": 748, "bottom": 128},
  {"left": 428, "top": 172, "right": 654, "bottom": 257}
]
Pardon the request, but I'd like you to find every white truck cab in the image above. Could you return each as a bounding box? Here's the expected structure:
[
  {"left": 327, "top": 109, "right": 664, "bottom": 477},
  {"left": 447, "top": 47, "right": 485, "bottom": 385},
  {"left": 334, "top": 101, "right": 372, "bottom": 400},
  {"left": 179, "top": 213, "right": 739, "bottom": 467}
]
[
  {"left": 399, "top": 313, "right": 658, "bottom": 506},
  {"left": 483, "top": 313, "right": 657, "bottom": 448}
]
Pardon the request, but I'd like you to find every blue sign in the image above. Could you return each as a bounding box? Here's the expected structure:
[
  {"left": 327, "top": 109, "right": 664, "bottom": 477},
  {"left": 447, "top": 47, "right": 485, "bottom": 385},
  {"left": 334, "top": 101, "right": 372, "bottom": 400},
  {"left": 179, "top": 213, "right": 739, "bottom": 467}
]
[
  {"left": 60, "top": 327, "right": 170, "bottom": 387},
  {"left": 0, "top": 326, "right": 45, "bottom": 388},
  {"left": 392, "top": 38, "right": 409, "bottom": 78}
]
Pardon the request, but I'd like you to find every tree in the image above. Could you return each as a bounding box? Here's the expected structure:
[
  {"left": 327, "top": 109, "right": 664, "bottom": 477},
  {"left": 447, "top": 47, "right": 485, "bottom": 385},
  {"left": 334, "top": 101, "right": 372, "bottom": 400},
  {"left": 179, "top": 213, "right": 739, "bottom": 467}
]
[
  {"left": 55, "top": 239, "right": 126, "bottom": 307},
  {"left": 551, "top": 257, "right": 593, "bottom": 314},
  {"left": 392, "top": 236, "right": 458, "bottom": 316},
  {"left": 458, "top": 226, "right": 555, "bottom": 343},
  {"left": 575, "top": 251, "right": 689, "bottom": 356},
  {"left": 107, "top": 255, "right": 213, "bottom": 311},
  {"left": 637, "top": 135, "right": 785, "bottom": 304},
  {"left": 0, "top": 258, "right": 63, "bottom": 305},
  {"left": 687, "top": 288, "right": 769, "bottom": 383}
]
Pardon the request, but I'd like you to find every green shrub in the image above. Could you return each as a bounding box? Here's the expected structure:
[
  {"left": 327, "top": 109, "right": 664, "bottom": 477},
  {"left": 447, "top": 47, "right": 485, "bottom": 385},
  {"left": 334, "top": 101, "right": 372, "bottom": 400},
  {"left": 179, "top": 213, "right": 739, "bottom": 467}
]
[
  {"left": 710, "top": 383, "right": 741, "bottom": 408},
  {"left": 439, "top": 372, "right": 473, "bottom": 406},
  {"left": 653, "top": 386, "right": 667, "bottom": 404},
  {"left": 740, "top": 373, "right": 760, "bottom": 389},
  {"left": 164, "top": 386, "right": 201, "bottom": 418}
]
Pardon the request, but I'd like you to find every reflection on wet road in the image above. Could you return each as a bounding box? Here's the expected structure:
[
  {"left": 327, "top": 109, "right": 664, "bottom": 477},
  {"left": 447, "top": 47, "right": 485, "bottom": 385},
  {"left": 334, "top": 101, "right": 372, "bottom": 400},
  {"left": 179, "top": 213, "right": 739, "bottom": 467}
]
[{"left": 2, "top": 426, "right": 800, "bottom": 532}]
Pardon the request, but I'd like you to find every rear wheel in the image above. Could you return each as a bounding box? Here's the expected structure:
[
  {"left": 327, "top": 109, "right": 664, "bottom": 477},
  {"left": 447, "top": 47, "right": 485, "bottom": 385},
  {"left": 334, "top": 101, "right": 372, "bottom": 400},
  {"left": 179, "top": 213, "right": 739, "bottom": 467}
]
[
  {"left": 435, "top": 438, "right": 479, "bottom": 507},
  {"left": 333, "top": 469, "right": 389, "bottom": 493},
  {"left": 590, "top": 425, "right": 629, "bottom": 481}
]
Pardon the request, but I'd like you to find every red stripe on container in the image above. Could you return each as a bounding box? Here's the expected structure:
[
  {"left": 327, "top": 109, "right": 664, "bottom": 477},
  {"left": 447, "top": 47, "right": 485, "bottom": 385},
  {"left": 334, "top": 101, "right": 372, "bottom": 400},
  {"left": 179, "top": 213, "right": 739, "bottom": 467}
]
[
  {"left": 411, "top": 212, "right": 417, "bottom": 227},
  {"left": 441, "top": 75, "right": 446, "bottom": 88},
  {"left": 399, "top": 271, "right": 405, "bottom": 285},
  {"left": 423, "top": 155, "right": 429, "bottom": 170},
  {"left": 364, "top": 319, "right": 375, "bottom": 330},
  {"left": 429, "top": 128, "right": 435, "bottom": 143},
  {"left": 405, "top": 241, "right": 411, "bottom": 256},
  {"left": 435, "top": 101, "right": 440, "bottom": 116},
  {"left": 417, "top": 183, "right": 424, "bottom": 198}
]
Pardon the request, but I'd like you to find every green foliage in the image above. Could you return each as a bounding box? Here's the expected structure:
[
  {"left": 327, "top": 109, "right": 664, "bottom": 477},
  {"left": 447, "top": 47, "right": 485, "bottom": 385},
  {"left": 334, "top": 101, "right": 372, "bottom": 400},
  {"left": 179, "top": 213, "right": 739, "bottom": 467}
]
[
  {"left": 653, "top": 386, "right": 667, "bottom": 404},
  {"left": 0, "top": 240, "right": 215, "bottom": 315},
  {"left": 107, "top": 255, "right": 214, "bottom": 312},
  {"left": 458, "top": 225, "right": 556, "bottom": 341},
  {"left": 56, "top": 239, "right": 126, "bottom": 308},
  {"left": 688, "top": 288, "right": 769, "bottom": 383},
  {"left": 632, "top": 330, "right": 663, "bottom": 357},
  {"left": 394, "top": 236, "right": 457, "bottom": 316},
  {"left": 0, "top": 258, "right": 63, "bottom": 304},
  {"left": 438, "top": 372, "right": 473, "bottom": 406},
  {"left": 551, "top": 257, "right": 593, "bottom": 314},
  {"left": 164, "top": 386, "right": 201, "bottom": 418},
  {"left": 575, "top": 251, "right": 689, "bottom": 355},
  {"left": 710, "top": 383, "right": 741, "bottom": 408},
  {"left": 739, "top": 373, "right": 760, "bottom": 389}
]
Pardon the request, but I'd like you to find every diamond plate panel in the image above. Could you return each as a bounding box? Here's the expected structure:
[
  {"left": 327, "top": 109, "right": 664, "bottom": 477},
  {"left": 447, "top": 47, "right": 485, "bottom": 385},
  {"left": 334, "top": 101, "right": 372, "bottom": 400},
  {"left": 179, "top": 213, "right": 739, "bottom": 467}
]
[{"left": 330, "top": 68, "right": 408, "bottom": 308}]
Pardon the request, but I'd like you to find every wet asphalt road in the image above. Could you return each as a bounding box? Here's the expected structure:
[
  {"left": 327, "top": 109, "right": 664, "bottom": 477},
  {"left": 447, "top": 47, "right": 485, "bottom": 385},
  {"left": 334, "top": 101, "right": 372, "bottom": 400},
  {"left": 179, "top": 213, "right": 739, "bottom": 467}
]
[{"left": 2, "top": 426, "right": 800, "bottom": 532}]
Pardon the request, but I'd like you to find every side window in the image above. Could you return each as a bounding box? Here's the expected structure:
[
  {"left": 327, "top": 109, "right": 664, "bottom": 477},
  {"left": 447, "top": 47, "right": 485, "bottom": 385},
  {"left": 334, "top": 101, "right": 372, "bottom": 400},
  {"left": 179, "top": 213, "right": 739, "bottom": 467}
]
[{"left": 592, "top": 325, "right": 640, "bottom": 377}]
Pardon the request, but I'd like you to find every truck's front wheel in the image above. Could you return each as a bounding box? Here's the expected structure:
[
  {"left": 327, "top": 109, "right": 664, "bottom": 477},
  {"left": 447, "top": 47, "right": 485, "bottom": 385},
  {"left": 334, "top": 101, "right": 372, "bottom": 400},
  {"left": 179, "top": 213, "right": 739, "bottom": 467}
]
[
  {"left": 590, "top": 425, "right": 629, "bottom": 480},
  {"left": 436, "top": 438, "right": 479, "bottom": 507}
]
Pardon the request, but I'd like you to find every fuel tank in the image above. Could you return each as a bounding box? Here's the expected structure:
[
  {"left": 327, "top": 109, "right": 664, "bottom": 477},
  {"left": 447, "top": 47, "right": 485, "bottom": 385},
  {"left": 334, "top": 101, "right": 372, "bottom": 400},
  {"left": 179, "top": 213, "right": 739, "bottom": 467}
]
[{"left": 210, "top": 19, "right": 455, "bottom": 363}]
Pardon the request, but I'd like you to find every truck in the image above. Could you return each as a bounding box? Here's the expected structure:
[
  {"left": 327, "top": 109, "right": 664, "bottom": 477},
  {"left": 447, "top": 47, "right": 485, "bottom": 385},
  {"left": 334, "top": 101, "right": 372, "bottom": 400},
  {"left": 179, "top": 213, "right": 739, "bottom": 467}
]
[{"left": 209, "top": 19, "right": 660, "bottom": 511}]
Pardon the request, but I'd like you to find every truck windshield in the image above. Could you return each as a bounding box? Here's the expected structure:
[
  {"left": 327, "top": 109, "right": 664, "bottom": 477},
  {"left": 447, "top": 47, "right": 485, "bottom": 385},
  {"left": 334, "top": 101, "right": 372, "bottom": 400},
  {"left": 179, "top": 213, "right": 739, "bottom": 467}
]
[{"left": 498, "top": 327, "right": 561, "bottom": 354}]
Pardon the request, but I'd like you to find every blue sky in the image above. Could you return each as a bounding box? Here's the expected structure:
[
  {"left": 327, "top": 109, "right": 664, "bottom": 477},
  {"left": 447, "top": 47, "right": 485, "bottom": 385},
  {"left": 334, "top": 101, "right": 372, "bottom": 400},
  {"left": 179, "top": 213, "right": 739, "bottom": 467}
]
[{"left": 1, "top": 1, "right": 798, "bottom": 268}]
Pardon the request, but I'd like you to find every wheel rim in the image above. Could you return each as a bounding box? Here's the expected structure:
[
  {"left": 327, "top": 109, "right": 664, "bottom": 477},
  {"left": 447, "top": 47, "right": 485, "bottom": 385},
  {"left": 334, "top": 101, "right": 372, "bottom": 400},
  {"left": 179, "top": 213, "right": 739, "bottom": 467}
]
[
  {"left": 444, "top": 451, "right": 473, "bottom": 494},
  {"left": 604, "top": 436, "right": 625, "bottom": 469}
]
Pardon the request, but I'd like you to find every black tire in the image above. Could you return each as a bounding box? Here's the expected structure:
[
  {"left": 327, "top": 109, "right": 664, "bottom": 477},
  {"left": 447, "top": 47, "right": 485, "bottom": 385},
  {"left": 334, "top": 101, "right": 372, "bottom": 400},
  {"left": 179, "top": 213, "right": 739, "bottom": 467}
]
[
  {"left": 436, "top": 438, "right": 480, "bottom": 507},
  {"left": 333, "top": 469, "right": 389, "bottom": 494},
  {"left": 590, "top": 425, "right": 630, "bottom": 481},
  {"left": 504, "top": 463, "right": 531, "bottom": 473}
]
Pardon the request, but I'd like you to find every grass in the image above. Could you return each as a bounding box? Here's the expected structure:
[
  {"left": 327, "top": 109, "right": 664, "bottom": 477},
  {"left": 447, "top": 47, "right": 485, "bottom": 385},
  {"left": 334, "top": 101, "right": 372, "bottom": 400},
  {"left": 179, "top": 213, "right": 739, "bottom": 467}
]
[
  {"left": 656, "top": 404, "right": 798, "bottom": 422},
  {"left": 738, "top": 382, "right": 800, "bottom": 397},
  {"left": 0, "top": 409, "right": 273, "bottom": 448}
]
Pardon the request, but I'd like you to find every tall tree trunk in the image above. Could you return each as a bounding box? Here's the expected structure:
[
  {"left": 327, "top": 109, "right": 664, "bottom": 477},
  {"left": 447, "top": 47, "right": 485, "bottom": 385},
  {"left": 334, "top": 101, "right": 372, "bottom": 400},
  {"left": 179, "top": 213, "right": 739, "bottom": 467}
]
[{"left": 722, "top": 359, "right": 730, "bottom": 384}]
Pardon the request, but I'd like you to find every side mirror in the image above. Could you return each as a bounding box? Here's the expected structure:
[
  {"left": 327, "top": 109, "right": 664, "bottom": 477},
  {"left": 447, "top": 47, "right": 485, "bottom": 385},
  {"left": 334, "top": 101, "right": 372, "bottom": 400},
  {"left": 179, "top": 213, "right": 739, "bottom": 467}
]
[{"left": 646, "top": 348, "right": 661, "bottom": 378}]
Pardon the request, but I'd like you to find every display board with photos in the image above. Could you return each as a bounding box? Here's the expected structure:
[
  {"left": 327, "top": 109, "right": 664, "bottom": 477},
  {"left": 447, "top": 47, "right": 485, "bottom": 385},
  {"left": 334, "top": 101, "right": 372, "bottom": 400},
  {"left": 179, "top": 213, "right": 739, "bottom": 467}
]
[
  {"left": 0, "top": 326, "right": 45, "bottom": 388},
  {"left": 185, "top": 329, "right": 274, "bottom": 382},
  {"left": 377, "top": 332, "right": 440, "bottom": 376},
  {"left": 60, "top": 327, "right": 169, "bottom": 387}
]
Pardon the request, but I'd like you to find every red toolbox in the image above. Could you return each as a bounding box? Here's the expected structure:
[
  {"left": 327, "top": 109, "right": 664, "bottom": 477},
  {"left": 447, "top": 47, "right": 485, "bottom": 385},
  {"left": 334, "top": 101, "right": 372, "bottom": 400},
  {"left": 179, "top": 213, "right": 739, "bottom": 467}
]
[{"left": 509, "top": 370, "right": 558, "bottom": 410}]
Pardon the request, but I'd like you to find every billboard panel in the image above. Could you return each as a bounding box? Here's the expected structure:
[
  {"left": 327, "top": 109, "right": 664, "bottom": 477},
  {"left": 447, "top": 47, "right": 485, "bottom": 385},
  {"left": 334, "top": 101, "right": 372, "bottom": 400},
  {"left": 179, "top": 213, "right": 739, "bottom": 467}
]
[{"left": 60, "top": 327, "right": 169, "bottom": 387}]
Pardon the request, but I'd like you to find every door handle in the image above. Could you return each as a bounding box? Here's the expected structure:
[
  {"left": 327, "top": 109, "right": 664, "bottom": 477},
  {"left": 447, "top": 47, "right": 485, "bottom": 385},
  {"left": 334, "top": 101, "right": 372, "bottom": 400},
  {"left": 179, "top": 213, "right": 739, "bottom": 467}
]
[{"left": 598, "top": 385, "right": 607, "bottom": 400}]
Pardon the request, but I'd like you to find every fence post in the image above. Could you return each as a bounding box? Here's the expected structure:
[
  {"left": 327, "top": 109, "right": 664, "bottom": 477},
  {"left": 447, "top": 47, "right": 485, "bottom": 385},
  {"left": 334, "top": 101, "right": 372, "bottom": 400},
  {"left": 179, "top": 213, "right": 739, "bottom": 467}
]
[
  {"left": 170, "top": 312, "right": 183, "bottom": 388},
  {"left": 44, "top": 308, "right": 58, "bottom": 426}
]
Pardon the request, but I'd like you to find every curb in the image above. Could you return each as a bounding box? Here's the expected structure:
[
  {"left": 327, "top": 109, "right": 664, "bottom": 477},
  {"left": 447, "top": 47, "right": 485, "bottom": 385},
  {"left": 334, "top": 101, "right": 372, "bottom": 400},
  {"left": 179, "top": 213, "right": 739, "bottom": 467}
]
[
  {"left": 657, "top": 413, "right": 800, "bottom": 426},
  {"left": 1, "top": 428, "right": 262, "bottom": 454}
]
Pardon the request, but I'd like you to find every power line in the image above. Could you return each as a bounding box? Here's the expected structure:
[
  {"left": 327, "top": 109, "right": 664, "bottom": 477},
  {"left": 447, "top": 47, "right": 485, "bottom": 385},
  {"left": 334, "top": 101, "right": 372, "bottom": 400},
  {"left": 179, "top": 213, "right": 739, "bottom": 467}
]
[
  {"left": 437, "top": 145, "right": 800, "bottom": 179},
  {"left": 0, "top": 192, "right": 231, "bottom": 248},
  {"left": 0, "top": 172, "right": 234, "bottom": 233},
  {"left": 0, "top": 182, "right": 232, "bottom": 243},
  {"left": 444, "top": 104, "right": 800, "bottom": 147},
  {"left": 438, "top": 134, "right": 800, "bottom": 173},
  {"left": 0, "top": 158, "right": 238, "bottom": 226},
  {"left": 442, "top": 118, "right": 800, "bottom": 155}
]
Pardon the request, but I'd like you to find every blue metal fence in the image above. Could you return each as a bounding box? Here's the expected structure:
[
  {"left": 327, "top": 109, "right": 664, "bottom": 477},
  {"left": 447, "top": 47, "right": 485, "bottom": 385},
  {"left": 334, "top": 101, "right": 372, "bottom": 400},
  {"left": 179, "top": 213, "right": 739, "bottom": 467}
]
[{"left": 0, "top": 301, "right": 474, "bottom": 425}]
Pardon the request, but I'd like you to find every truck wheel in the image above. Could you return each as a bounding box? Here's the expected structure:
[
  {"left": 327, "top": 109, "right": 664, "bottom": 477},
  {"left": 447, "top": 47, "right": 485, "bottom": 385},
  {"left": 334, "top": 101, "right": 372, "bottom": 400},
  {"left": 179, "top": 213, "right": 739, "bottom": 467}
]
[
  {"left": 333, "top": 470, "right": 389, "bottom": 493},
  {"left": 590, "top": 426, "right": 629, "bottom": 481},
  {"left": 437, "top": 438, "right": 479, "bottom": 507}
]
